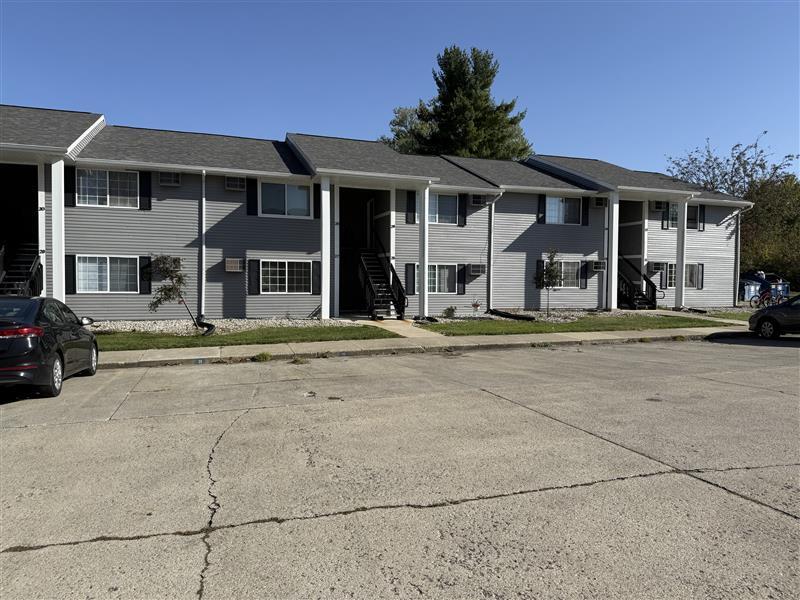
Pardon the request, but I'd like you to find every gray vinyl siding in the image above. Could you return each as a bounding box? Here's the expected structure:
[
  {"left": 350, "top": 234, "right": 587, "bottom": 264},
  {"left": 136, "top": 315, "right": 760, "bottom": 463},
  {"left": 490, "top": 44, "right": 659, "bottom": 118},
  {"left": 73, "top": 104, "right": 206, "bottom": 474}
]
[
  {"left": 493, "top": 193, "right": 605, "bottom": 310},
  {"left": 63, "top": 171, "right": 200, "bottom": 320},
  {"left": 395, "top": 191, "right": 490, "bottom": 317},
  {"left": 205, "top": 175, "right": 321, "bottom": 319},
  {"left": 646, "top": 203, "right": 738, "bottom": 307}
]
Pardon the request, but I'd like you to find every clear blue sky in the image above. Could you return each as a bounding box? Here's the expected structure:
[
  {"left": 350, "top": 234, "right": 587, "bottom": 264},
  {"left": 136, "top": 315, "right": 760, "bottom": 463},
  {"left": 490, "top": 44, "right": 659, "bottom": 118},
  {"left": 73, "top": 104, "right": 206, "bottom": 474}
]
[{"left": 2, "top": 1, "right": 798, "bottom": 173}]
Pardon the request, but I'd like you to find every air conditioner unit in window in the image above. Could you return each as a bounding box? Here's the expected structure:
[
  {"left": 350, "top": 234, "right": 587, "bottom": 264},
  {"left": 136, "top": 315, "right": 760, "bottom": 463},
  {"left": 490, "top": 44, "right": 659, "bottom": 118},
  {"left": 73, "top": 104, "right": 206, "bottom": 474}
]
[
  {"left": 651, "top": 201, "right": 668, "bottom": 211},
  {"left": 469, "top": 263, "right": 487, "bottom": 276},
  {"left": 225, "top": 258, "right": 244, "bottom": 273},
  {"left": 471, "top": 195, "right": 486, "bottom": 206},
  {"left": 592, "top": 260, "right": 607, "bottom": 272},
  {"left": 593, "top": 197, "right": 607, "bottom": 209}
]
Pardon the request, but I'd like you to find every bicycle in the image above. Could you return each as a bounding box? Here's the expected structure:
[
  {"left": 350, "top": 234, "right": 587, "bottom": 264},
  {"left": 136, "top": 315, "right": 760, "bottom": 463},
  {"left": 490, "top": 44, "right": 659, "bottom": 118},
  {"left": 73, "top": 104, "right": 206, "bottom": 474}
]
[{"left": 749, "top": 290, "right": 781, "bottom": 309}]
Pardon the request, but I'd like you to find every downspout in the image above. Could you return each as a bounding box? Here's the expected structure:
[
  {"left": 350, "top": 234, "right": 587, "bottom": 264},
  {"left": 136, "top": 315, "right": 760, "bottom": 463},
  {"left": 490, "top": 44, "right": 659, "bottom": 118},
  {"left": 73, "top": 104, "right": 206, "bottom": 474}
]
[{"left": 200, "top": 169, "right": 206, "bottom": 319}]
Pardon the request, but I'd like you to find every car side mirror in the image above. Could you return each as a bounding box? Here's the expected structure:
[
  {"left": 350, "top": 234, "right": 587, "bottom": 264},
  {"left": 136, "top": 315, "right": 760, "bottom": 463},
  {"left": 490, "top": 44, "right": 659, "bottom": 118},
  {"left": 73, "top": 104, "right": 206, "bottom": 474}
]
[{"left": 81, "top": 317, "right": 95, "bottom": 326}]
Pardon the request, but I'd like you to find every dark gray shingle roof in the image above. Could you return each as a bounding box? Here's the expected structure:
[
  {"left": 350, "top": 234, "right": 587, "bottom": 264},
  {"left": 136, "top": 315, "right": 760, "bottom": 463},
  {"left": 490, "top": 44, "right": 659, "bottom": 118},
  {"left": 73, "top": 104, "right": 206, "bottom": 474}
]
[
  {"left": 78, "top": 126, "right": 309, "bottom": 175},
  {"left": 0, "top": 105, "right": 102, "bottom": 150},
  {"left": 532, "top": 155, "right": 741, "bottom": 202},
  {"left": 444, "top": 155, "right": 587, "bottom": 190}
]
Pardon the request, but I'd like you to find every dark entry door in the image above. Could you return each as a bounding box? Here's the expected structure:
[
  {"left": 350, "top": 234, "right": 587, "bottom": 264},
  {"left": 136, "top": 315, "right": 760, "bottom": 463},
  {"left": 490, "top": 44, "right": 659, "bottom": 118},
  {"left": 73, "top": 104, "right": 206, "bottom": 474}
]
[
  {"left": 339, "top": 190, "right": 371, "bottom": 312},
  {"left": 0, "top": 164, "right": 39, "bottom": 251}
]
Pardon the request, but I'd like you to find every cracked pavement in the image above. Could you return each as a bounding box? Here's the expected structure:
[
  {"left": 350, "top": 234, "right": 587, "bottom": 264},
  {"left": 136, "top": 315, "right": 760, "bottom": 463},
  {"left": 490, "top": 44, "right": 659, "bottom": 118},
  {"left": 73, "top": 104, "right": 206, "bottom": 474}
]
[{"left": 1, "top": 339, "right": 798, "bottom": 599}]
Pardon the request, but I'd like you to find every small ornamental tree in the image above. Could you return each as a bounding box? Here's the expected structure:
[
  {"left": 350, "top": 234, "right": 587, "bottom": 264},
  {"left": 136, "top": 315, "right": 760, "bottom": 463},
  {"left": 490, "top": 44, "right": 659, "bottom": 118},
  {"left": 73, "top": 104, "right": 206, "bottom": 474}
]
[
  {"left": 535, "top": 248, "right": 561, "bottom": 317},
  {"left": 147, "top": 254, "right": 198, "bottom": 327}
]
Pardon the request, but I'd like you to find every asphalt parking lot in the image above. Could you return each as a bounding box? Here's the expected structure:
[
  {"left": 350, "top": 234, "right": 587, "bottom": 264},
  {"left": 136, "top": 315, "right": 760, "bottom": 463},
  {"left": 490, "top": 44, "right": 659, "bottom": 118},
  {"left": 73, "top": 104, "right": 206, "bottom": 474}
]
[{"left": 1, "top": 339, "right": 798, "bottom": 599}]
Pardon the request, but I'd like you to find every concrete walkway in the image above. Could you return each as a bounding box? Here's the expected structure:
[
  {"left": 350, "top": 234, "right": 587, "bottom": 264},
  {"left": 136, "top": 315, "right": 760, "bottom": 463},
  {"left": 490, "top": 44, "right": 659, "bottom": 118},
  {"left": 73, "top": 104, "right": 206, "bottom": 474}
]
[
  {"left": 649, "top": 308, "right": 750, "bottom": 327},
  {"left": 99, "top": 324, "right": 748, "bottom": 370}
]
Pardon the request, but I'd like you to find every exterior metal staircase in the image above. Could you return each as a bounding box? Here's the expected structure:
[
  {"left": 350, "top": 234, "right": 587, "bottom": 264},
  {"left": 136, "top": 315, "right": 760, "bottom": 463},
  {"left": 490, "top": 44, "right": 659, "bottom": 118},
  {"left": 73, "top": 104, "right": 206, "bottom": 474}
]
[
  {"left": 617, "top": 255, "right": 661, "bottom": 310},
  {"left": 0, "top": 242, "right": 43, "bottom": 296},
  {"left": 357, "top": 236, "right": 407, "bottom": 319}
]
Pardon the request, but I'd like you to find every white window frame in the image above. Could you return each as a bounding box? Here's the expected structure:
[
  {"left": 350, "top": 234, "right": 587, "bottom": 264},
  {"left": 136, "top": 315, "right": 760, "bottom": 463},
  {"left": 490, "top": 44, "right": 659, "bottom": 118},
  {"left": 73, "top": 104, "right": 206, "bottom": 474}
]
[
  {"left": 258, "top": 181, "right": 313, "bottom": 220},
  {"left": 76, "top": 169, "right": 140, "bottom": 209},
  {"left": 667, "top": 263, "right": 677, "bottom": 288},
  {"left": 225, "top": 176, "right": 247, "bottom": 192},
  {"left": 428, "top": 193, "right": 459, "bottom": 225},
  {"left": 414, "top": 262, "right": 457, "bottom": 294},
  {"left": 75, "top": 254, "right": 140, "bottom": 294},
  {"left": 685, "top": 263, "right": 700, "bottom": 289},
  {"left": 546, "top": 260, "right": 581, "bottom": 289},
  {"left": 159, "top": 172, "right": 181, "bottom": 187},
  {"left": 545, "top": 196, "right": 582, "bottom": 226},
  {"left": 259, "top": 259, "right": 313, "bottom": 294}
]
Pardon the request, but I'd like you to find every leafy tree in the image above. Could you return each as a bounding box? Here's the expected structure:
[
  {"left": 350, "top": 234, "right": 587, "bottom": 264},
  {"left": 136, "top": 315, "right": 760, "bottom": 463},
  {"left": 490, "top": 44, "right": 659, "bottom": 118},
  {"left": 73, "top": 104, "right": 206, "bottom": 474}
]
[
  {"left": 381, "top": 46, "right": 532, "bottom": 160},
  {"left": 666, "top": 134, "right": 799, "bottom": 286},
  {"left": 535, "top": 248, "right": 561, "bottom": 316},
  {"left": 148, "top": 255, "right": 198, "bottom": 327}
]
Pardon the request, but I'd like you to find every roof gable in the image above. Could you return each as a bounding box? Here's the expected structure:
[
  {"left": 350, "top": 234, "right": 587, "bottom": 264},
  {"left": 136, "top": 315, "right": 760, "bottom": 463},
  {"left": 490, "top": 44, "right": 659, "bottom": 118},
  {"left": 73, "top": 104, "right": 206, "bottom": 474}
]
[{"left": 0, "top": 104, "right": 102, "bottom": 150}]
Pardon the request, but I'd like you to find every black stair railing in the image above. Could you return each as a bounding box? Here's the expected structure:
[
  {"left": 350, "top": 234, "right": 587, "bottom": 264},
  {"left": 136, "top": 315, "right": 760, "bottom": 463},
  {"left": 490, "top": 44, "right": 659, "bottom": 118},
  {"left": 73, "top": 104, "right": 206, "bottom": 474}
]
[
  {"left": 617, "top": 271, "right": 637, "bottom": 309},
  {"left": 0, "top": 244, "right": 6, "bottom": 285},
  {"left": 27, "top": 255, "right": 43, "bottom": 297},
  {"left": 358, "top": 256, "right": 378, "bottom": 317},
  {"left": 369, "top": 232, "right": 407, "bottom": 318},
  {"left": 618, "top": 256, "right": 660, "bottom": 309}
]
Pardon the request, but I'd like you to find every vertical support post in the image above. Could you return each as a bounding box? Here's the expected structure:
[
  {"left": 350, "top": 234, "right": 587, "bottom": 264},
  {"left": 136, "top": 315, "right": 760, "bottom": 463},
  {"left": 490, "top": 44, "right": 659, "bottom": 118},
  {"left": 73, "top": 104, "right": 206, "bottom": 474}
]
[
  {"left": 51, "top": 160, "right": 65, "bottom": 302},
  {"left": 418, "top": 185, "right": 430, "bottom": 318},
  {"left": 487, "top": 200, "right": 495, "bottom": 310},
  {"left": 320, "top": 176, "right": 331, "bottom": 319},
  {"left": 734, "top": 209, "right": 741, "bottom": 307},
  {"left": 641, "top": 200, "right": 648, "bottom": 291},
  {"left": 675, "top": 200, "right": 687, "bottom": 309},
  {"left": 389, "top": 187, "right": 396, "bottom": 271},
  {"left": 333, "top": 184, "right": 340, "bottom": 317},
  {"left": 199, "top": 170, "right": 206, "bottom": 318},
  {"left": 37, "top": 162, "right": 47, "bottom": 297},
  {"left": 606, "top": 191, "right": 620, "bottom": 310}
]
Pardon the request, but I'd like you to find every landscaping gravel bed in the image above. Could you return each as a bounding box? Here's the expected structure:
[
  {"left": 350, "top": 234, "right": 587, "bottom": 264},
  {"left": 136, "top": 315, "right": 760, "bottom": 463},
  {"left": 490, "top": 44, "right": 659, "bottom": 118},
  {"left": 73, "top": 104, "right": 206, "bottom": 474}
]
[
  {"left": 423, "top": 308, "right": 669, "bottom": 325},
  {"left": 89, "top": 317, "right": 363, "bottom": 336}
]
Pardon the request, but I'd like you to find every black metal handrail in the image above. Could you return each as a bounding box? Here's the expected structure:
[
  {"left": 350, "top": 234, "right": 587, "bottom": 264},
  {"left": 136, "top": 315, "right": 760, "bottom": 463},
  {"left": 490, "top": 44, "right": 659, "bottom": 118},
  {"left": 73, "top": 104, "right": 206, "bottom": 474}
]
[
  {"left": 358, "top": 256, "right": 377, "bottom": 317},
  {"left": 370, "top": 231, "right": 407, "bottom": 317},
  {"left": 617, "top": 271, "right": 637, "bottom": 309},
  {"left": 0, "top": 244, "right": 5, "bottom": 284},
  {"left": 27, "top": 255, "right": 43, "bottom": 296},
  {"left": 619, "top": 255, "right": 661, "bottom": 307}
]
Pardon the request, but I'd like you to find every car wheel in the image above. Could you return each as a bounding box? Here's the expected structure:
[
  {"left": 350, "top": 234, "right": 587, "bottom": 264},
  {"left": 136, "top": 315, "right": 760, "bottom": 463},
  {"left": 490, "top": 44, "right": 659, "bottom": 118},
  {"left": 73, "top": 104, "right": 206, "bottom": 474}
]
[
  {"left": 37, "top": 354, "right": 64, "bottom": 398},
  {"left": 81, "top": 344, "right": 98, "bottom": 377},
  {"left": 758, "top": 318, "right": 780, "bottom": 339}
]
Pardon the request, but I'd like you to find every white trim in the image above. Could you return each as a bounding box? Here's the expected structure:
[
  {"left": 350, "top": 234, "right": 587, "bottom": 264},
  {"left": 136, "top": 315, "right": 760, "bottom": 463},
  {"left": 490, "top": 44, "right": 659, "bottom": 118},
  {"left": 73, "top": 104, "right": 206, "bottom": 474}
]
[
  {"left": 75, "top": 168, "right": 140, "bottom": 209},
  {"left": 200, "top": 170, "right": 206, "bottom": 317},
  {"left": 51, "top": 161, "right": 65, "bottom": 302},
  {"left": 333, "top": 184, "right": 340, "bottom": 317},
  {"left": 0, "top": 143, "right": 66, "bottom": 153},
  {"left": 74, "top": 157, "right": 305, "bottom": 180},
  {"left": 431, "top": 184, "right": 500, "bottom": 195},
  {"left": 37, "top": 162, "right": 47, "bottom": 297},
  {"left": 500, "top": 185, "right": 593, "bottom": 196},
  {"left": 66, "top": 115, "right": 106, "bottom": 159},
  {"left": 418, "top": 187, "right": 430, "bottom": 316},
  {"left": 257, "top": 180, "right": 313, "bottom": 219},
  {"left": 674, "top": 200, "right": 688, "bottom": 308},
  {"left": 606, "top": 192, "right": 620, "bottom": 309},
  {"left": 427, "top": 192, "right": 459, "bottom": 226},
  {"left": 413, "top": 262, "right": 459, "bottom": 295},
  {"left": 619, "top": 185, "right": 702, "bottom": 197},
  {"left": 320, "top": 177, "right": 331, "bottom": 318},
  {"left": 258, "top": 259, "right": 313, "bottom": 295},
  {"left": 75, "top": 255, "right": 140, "bottom": 294},
  {"left": 316, "top": 167, "right": 439, "bottom": 183}
]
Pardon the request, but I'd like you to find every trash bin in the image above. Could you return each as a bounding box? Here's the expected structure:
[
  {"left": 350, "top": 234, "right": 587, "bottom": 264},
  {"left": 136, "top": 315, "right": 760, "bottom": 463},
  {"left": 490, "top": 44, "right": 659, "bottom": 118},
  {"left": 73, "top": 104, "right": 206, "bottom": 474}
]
[
  {"left": 771, "top": 282, "right": 790, "bottom": 298},
  {"left": 742, "top": 282, "right": 760, "bottom": 301}
]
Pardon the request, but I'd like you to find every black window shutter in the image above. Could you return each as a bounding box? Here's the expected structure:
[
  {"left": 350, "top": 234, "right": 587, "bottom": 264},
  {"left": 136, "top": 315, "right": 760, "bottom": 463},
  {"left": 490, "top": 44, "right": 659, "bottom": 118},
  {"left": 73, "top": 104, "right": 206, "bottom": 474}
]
[
  {"left": 698, "top": 264, "right": 704, "bottom": 290},
  {"left": 535, "top": 259, "right": 544, "bottom": 288},
  {"left": 65, "top": 254, "right": 76, "bottom": 294},
  {"left": 247, "top": 259, "right": 260, "bottom": 295},
  {"left": 64, "top": 166, "right": 76, "bottom": 207},
  {"left": 537, "top": 195, "right": 546, "bottom": 224},
  {"left": 457, "top": 264, "right": 466, "bottom": 295},
  {"left": 139, "top": 172, "right": 152, "bottom": 210},
  {"left": 457, "top": 194, "right": 468, "bottom": 227},
  {"left": 406, "top": 191, "right": 416, "bottom": 224},
  {"left": 661, "top": 208, "right": 669, "bottom": 229},
  {"left": 699, "top": 205, "right": 706, "bottom": 231},
  {"left": 246, "top": 178, "right": 258, "bottom": 216},
  {"left": 405, "top": 263, "right": 416, "bottom": 295},
  {"left": 581, "top": 197, "right": 590, "bottom": 226},
  {"left": 313, "top": 183, "right": 321, "bottom": 220},
  {"left": 580, "top": 261, "right": 588, "bottom": 289},
  {"left": 139, "top": 256, "right": 152, "bottom": 294},
  {"left": 311, "top": 261, "right": 322, "bottom": 295}
]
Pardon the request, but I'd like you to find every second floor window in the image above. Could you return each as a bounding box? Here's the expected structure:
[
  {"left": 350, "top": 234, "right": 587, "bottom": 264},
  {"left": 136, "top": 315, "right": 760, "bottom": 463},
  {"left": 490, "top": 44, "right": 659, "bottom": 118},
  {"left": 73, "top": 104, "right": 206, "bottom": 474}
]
[
  {"left": 77, "top": 169, "right": 139, "bottom": 208},
  {"left": 546, "top": 197, "right": 581, "bottom": 225},
  {"left": 428, "top": 194, "right": 458, "bottom": 224},
  {"left": 261, "top": 183, "right": 311, "bottom": 217}
]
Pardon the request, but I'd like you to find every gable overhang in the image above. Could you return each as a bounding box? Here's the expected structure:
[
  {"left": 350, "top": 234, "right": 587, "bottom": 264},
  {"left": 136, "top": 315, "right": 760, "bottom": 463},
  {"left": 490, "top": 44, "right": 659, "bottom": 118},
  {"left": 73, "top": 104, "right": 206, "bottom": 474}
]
[
  {"left": 525, "top": 156, "right": 615, "bottom": 193},
  {"left": 72, "top": 157, "right": 309, "bottom": 180},
  {"left": 431, "top": 183, "right": 502, "bottom": 195},
  {"left": 66, "top": 115, "right": 106, "bottom": 159},
  {"left": 0, "top": 142, "right": 67, "bottom": 155},
  {"left": 500, "top": 184, "right": 598, "bottom": 196}
]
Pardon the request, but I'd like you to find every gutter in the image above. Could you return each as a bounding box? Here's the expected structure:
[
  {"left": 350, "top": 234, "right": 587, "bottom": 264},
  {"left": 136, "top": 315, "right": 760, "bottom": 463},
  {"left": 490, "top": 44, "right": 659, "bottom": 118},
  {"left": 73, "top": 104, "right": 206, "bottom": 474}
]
[{"left": 72, "top": 157, "right": 307, "bottom": 179}]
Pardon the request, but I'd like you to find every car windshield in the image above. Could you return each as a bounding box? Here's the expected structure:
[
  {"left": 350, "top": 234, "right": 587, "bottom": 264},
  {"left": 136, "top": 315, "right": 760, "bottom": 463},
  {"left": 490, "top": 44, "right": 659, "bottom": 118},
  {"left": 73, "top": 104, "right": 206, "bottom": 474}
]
[{"left": 0, "top": 298, "right": 37, "bottom": 322}]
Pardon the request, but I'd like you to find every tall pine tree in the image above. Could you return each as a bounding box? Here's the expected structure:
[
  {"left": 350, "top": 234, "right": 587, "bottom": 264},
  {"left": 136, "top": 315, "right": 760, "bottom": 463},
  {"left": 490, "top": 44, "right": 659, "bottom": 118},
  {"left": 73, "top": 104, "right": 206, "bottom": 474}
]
[{"left": 382, "top": 46, "right": 532, "bottom": 160}]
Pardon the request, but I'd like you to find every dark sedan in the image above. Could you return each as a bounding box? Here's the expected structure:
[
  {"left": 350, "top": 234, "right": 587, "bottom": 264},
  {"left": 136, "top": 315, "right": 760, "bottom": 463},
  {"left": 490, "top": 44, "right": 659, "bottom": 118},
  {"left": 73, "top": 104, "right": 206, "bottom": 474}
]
[
  {"left": 749, "top": 295, "right": 800, "bottom": 339},
  {"left": 0, "top": 297, "right": 97, "bottom": 397}
]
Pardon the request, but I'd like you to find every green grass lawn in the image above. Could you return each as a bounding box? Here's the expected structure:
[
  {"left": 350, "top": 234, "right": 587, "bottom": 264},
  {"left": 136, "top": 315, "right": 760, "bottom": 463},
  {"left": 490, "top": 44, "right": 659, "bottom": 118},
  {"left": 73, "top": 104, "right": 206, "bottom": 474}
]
[
  {"left": 422, "top": 314, "right": 730, "bottom": 336},
  {"left": 96, "top": 325, "right": 399, "bottom": 352}
]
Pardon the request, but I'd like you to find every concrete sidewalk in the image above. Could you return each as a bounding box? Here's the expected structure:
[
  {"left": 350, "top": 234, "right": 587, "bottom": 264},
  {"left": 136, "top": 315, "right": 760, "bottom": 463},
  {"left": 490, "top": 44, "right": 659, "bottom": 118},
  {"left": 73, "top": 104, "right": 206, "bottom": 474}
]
[{"left": 99, "top": 324, "right": 748, "bottom": 369}]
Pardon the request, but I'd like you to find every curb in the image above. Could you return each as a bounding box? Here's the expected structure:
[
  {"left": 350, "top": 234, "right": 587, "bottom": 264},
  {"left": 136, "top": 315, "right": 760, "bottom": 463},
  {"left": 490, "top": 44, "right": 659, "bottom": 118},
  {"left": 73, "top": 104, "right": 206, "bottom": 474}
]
[{"left": 98, "top": 330, "right": 751, "bottom": 370}]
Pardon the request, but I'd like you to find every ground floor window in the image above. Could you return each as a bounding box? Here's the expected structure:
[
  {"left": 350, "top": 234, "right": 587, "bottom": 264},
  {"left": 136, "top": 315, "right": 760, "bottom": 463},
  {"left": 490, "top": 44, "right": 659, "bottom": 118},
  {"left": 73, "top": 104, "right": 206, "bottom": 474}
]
[
  {"left": 77, "top": 256, "right": 138, "bottom": 293},
  {"left": 557, "top": 261, "right": 581, "bottom": 288},
  {"left": 260, "top": 260, "right": 311, "bottom": 294},
  {"left": 648, "top": 261, "right": 700, "bottom": 289},
  {"left": 414, "top": 264, "right": 457, "bottom": 294}
]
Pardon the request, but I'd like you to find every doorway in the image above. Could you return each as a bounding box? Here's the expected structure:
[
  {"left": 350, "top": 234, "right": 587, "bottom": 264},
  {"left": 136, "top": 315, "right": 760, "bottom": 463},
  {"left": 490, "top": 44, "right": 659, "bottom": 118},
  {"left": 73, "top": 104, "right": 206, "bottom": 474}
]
[{"left": 0, "top": 164, "right": 39, "bottom": 252}]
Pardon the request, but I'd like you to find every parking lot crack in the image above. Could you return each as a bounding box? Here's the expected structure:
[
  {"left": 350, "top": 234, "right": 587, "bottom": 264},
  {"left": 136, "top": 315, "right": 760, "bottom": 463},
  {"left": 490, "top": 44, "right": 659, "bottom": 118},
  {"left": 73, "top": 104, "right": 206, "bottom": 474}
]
[{"left": 196, "top": 408, "right": 250, "bottom": 600}]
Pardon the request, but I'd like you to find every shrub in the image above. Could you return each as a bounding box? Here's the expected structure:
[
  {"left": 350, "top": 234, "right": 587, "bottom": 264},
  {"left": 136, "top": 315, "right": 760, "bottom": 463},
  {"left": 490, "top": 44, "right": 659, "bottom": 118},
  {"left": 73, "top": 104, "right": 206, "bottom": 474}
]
[{"left": 442, "top": 306, "right": 457, "bottom": 318}]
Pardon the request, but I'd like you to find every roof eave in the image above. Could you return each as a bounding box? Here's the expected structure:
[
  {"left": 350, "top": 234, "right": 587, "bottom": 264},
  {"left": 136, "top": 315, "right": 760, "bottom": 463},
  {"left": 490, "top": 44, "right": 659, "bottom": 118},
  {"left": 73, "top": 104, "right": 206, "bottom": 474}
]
[
  {"left": 525, "top": 156, "right": 616, "bottom": 192},
  {"left": 431, "top": 183, "right": 502, "bottom": 195},
  {"left": 315, "top": 167, "right": 440, "bottom": 183},
  {"left": 73, "top": 157, "right": 308, "bottom": 179},
  {"left": 500, "top": 184, "right": 597, "bottom": 196},
  {"left": 0, "top": 142, "right": 67, "bottom": 155}
]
